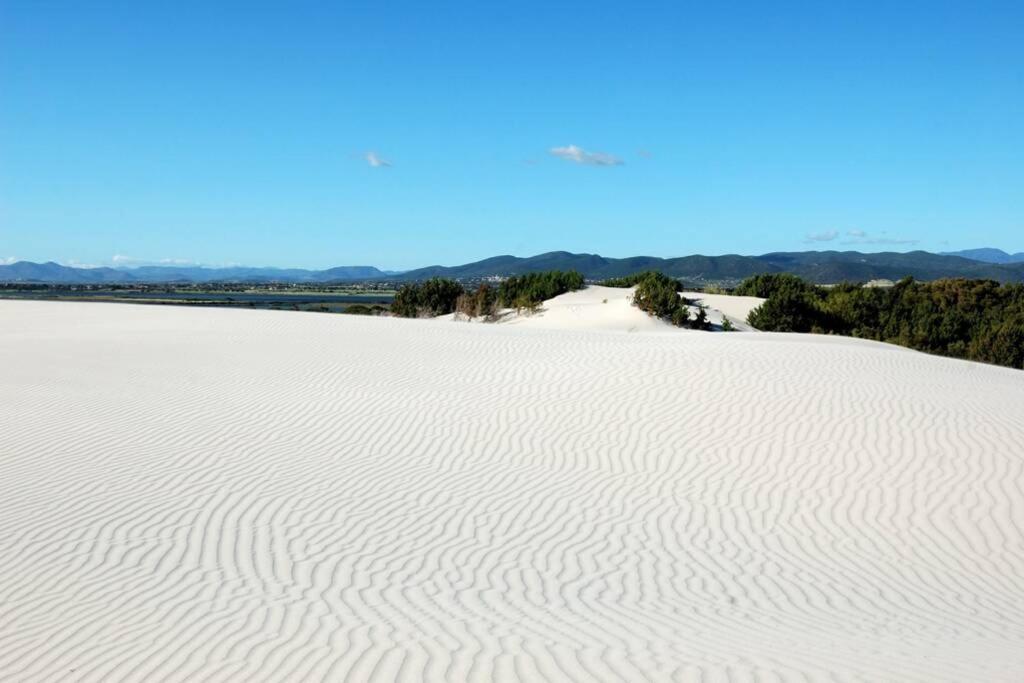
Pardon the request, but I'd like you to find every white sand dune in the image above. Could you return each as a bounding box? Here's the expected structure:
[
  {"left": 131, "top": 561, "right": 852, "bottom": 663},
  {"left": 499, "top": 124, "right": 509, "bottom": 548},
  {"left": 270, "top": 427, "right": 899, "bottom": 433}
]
[
  {"left": 681, "top": 291, "right": 765, "bottom": 331},
  {"left": 2, "top": 300, "right": 1024, "bottom": 682},
  {"left": 444, "top": 285, "right": 764, "bottom": 333},
  {"left": 496, "top": 285, "right": 675, "bottom": 332}
]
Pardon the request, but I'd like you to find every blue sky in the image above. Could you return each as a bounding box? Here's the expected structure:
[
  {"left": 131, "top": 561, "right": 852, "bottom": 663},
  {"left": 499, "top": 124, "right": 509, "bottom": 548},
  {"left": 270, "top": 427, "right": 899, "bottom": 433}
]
[{"left": 1, "top": 1, "right": 1021, "bottom": 270}]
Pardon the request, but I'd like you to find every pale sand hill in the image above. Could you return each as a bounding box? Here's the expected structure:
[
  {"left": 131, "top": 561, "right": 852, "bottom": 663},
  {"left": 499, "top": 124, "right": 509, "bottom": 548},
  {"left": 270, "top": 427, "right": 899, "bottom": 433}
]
[
  {"left": 2, "top": 300, "right": 1024, "bottom": 682},
  {"left": 680, "top": 291, "right": 765, "bottom": 331},
  {"left": 443, "top": 285, "right": 764, "bottom": 332},
  {"left": 497, "top": 285, "right": 674, "bottom": 332}
]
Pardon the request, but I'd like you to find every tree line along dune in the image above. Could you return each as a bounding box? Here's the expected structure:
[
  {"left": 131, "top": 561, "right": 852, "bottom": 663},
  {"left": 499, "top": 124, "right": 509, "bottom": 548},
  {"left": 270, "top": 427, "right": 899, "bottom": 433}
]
[{"left": 389, "top": 269, "right": 1024, "bottom": 370}]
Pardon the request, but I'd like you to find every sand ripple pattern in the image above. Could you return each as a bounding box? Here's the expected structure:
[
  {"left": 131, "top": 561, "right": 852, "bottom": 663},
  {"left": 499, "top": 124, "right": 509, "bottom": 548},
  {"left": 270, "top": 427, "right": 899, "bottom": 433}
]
[{"left": 2, "top": 301, "right": 1024, "bottom": 682}]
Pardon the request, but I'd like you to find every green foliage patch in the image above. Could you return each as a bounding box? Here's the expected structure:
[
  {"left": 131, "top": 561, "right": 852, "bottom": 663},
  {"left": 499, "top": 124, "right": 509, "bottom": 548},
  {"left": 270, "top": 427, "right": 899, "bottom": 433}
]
[
  {"left": 600, "top": 271, "right": 682, "bottom": 291},
  {"left": 628, "top": 271, "right": 711, "bottom": 329},
  {"left": 391, "top": 278, "right": 465, "bottom": 317},
  {"left": 742, "top": 275, "right": 1024, "bottom": 369},
  {"left": 391, "top": 271, "right": 586, "bottom": 318},
  {"left": 497, "top": 271, "right": 585, "bottom": 309}
]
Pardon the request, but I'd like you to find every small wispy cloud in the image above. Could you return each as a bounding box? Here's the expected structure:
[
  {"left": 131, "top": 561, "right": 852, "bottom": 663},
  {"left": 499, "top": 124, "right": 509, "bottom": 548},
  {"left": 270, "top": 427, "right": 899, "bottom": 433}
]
[
  {"left": 841, "top": 230, "right": 919, "bottom": 246},
  {"left": 637, "top": 149, "right": 653, "bottom": 159},
  {"left": 804, "top": 230, "right": 839, "bottom": 243},
  {"left": 365, "top": 151, "right": 392, "bottom": 168},
  {"left": 1, "top": 256, "right": 16, "bottom": 265},
  {"left": 804, "top": 228, "right": 918, "bottom": 247},
  {"left": 111, "top": 254, "right": 202, "bottom": 268},
  {"left": 550, "top": 145, "right": 624, "bottom": 166}
]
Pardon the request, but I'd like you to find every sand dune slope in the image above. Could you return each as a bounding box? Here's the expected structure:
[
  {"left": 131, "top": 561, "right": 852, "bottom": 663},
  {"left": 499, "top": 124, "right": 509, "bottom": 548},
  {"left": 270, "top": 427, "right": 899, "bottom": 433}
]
[
  {"left": 680, "top": 291, "right": 765, "bottom": 331},
  {"left": 2, "top": 300, "right": 1023, "bottom": 682},
  {"left": 499, "top": 285, "right": 674, "bottom": 332}
]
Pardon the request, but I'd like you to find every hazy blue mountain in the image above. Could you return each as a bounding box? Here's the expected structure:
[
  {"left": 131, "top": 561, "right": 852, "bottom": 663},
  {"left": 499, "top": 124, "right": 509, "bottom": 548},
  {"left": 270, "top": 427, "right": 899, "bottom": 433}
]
[
  {"left": 752, "top": 250, "right": 1024, "bottom": 282},
  {"left": 121, "top": 265, "right": 389, "bottom": 283},
  {"left": 0, "top": 261, "right": 390, "bottom": 284},
  {"left": 4, "top": 251, "right": 1024, "bottom": 285},
  {"left": 939, "top": 248, "right": 1024, "bottom": 264},
  {"left": 0, "top": 261, "right": 132, "bottom": 283}
]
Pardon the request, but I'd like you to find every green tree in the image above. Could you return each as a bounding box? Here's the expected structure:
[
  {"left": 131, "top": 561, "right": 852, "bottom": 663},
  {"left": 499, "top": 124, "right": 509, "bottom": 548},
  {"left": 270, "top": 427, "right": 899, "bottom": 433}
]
[
  {"left": 689, "top": 304, "right": 711, "bottom": 330},
  {"left": 391, "top": 278, "right": 465, "bottom": 317}
]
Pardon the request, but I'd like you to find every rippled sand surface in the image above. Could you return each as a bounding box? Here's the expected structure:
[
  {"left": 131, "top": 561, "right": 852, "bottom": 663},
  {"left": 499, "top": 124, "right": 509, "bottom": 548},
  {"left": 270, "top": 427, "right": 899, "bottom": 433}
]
[{"left": 2, "top": 300, "right": 1023, "bottom": 682}]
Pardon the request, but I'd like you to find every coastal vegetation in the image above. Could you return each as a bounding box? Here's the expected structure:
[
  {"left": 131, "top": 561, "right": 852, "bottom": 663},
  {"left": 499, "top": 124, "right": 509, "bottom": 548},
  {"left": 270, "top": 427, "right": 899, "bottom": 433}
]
[
  {"left": 456, "top": 284, "right": 499, "bottom": 319},
  {"left": 600, "top": 271, "right": 682, "bottom": 290},
  {"left": 616, "top": 271, "right": 712, "bottom": 329},
  {"left": 390, "top": 278, "right": 465, "bottom": 317},
  {"left": 391, "top": 270, "right": 586, "bottom": 318},
  {"left": 498, "top": 270, "right": 586, "bottom": 309},
  {"left": 741, "top": 274, "right": 1024, "bottom": 369}
]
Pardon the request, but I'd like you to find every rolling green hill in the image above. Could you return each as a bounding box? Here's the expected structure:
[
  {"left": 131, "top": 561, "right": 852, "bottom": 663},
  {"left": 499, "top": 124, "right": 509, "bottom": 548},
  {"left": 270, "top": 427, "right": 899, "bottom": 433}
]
[
  {"left": 4, "top": 250, "right": 1024, "bottom": 285},
  {"left": 397, "top": 250, "right": 1024, "bottom": 284}
]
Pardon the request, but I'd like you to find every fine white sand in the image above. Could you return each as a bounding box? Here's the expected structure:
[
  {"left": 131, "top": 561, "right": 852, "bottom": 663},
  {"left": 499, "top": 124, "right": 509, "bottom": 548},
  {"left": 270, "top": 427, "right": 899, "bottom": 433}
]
[
  {"left": 680, "top": 291, "right": 766, "bottom": 331},
  {"left": 498, "top": 285, "right": 675, "bottom": 332},
  {"left": 444, "top": 285, "right": 765, "bottom": 333},
  {"left": 2, "top": 300, "right": 1024, "bottom": 682}
]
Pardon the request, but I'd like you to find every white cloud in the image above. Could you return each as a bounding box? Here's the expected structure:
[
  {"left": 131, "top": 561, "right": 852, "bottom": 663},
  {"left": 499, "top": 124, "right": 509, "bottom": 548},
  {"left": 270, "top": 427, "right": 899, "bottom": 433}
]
[
  {"left": 802, "top": 228, "right": 918, "bottom": 247},
  {"left": 366, "top": 151, "right": 392, "bottom": 168},
  {"left": 841, "top": 230, "right": 919, "bottom": 246},
  {"left": 550, "top": 145, "right": 624, "bottom": 166},
  {"left": 805, "top": 230, "right": 839, "bottom": 243},
  {"left": 844, "top": 237, "right": 919, "bottom": 246},
  {"left": 110, "top": 255, "right": 202, "bottom": 268},
  {"left": 1, "top": 256, "right": 16, "bottom": 265}
]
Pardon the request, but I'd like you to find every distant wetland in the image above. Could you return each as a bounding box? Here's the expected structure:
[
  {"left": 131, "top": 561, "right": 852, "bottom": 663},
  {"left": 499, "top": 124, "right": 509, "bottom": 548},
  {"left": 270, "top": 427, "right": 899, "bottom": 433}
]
[{"left": 0, "top": 284, "right": 395, "bottom": 314}]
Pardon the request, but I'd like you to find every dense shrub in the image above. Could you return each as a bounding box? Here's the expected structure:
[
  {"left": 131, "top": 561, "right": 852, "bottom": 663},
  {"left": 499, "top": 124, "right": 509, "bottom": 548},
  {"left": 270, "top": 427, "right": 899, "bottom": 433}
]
[
  {"left": 497, "top": 270, "right": 585, "bottom": 308},
  {"left": 747, "top": 287, "right": 829, "bottom": 332},
  {"left": 391, "top": 278, "right": 465, "bottom": 317},
  {"left": 629, "top": 271, "right": 699, "bottom": 328},
  {"left": 690, "top": 304, "right": 711, "bottom": 330},
  {"left": 970, "top": 320, "right": 1024, "bottom": 369},
  {"left": 601, "top": 271, "right": 682, "bottom": 291},
  {"left": 742, "top": 274, "right": 1024, "bottom": 369},
  {"left": 670, "top": 306, "right": 690, "bottom": 327},
  {"left": 456, "top": 283, "right": 498, "bottom": 319},
  {"left": 392, "top": 271, "right": 585, "bottom": 318},
  {"left": 734, "top": 273, "right": 817, "bottom": 299},
  {"left": 633, "top": 272, "right": 683, "bottom": 319}
]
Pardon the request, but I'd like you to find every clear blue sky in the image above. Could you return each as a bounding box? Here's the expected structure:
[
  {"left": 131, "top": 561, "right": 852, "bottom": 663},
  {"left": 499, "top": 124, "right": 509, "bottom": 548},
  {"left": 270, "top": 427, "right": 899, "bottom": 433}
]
[{"left": 2, "top": 1, "right": 1021, "bottom": 270}]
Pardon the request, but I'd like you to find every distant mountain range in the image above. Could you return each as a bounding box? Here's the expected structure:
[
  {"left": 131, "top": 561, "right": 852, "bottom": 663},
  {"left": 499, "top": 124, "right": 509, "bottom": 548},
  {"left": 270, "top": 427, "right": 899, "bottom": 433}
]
[
  {"left": 0, "top": 262, "right": 392, "bottom": 284},
  {"left": 396, "top": 250, "right": 1024, "bottom": 284},
  {"left": 939, "top": 248, "right": 1024, "bottom": 264},
  {"left": 3, "top": 249, "right": 1024, "bottom": 285}
]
